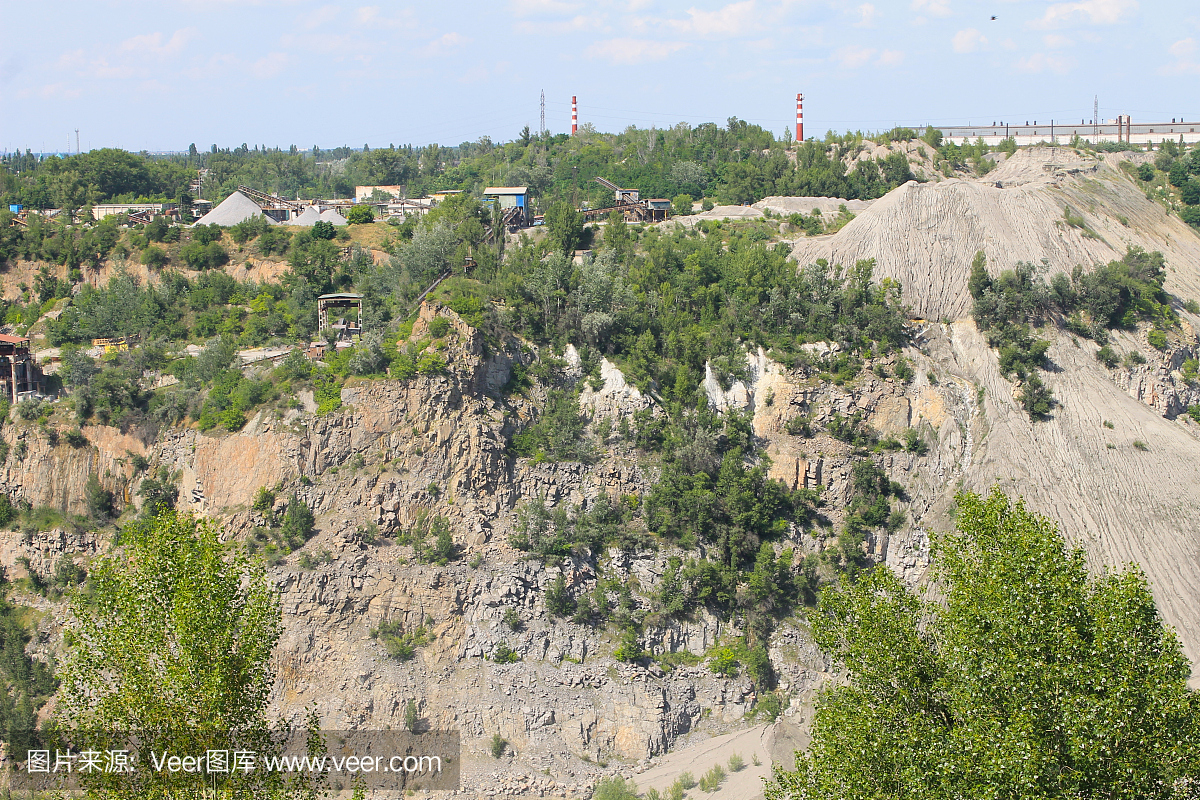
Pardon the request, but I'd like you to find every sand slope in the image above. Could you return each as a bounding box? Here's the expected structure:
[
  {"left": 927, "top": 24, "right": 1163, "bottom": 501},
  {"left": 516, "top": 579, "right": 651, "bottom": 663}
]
[{"left": 786, "top": 148, "right": 1200, "bottom": 321}]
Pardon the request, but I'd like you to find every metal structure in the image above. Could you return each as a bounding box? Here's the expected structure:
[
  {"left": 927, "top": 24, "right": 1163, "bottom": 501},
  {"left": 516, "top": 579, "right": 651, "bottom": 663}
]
[
  {"left": 577, "top": 177, "right": 670, "bottom": 223},
  {"left": 796, "top": 93, "right": 804, "bottom": 143},
  {"left": 0, "top": 335, "right": 42, "bottom": 402},
  {"left": 317, "top": 293, "right": 364, "bottom": 340},
  {"left": 236, "top": 184, "right": 302, "bottom": 222},
  {"left": 594, "top": 176, "right": 639, "bottom": 206},
  {"left": 483, "top": 187, "right": 532, "bottom": 229}
]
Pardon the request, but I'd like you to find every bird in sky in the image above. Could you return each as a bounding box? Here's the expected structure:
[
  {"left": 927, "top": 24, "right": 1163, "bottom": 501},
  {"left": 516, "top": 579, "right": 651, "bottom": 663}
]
[{"left": 990, "top": 15, "right": 997, "bottom": 20}]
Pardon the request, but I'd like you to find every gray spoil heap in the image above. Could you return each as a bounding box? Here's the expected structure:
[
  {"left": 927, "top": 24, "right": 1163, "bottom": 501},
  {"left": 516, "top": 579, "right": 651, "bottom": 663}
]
[
  {"left": 287, "top": 207, "right": 322, "bottom": 226},
  {"left": 318, "top": 208, "right": 348, "bottom": 226},
  {"left": 192, "top": 190, "right": 273, "bottom": 227}
]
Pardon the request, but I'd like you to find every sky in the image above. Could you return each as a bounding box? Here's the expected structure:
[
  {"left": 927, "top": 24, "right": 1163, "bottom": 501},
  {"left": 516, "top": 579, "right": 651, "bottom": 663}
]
[{"left": 2, "top": 0, "right": 1199, "bottom": 154}]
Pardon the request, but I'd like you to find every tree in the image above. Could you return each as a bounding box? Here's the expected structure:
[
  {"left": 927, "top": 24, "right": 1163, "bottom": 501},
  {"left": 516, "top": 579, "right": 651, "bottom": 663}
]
[
  {"left": 544, "top": 201, "right": 584, "bottom": 256},
  {"left": 59, "top": 511, "right": 283, "bottom": 794},
  {"left": 312, "top": 219, "right": 336, "bottom": 239},
  {"left": 766, "top": 488, "right": 1200, "bottom": 800},
  {"left": 346, "top": 204, "right": 375, "bottom": 224}
]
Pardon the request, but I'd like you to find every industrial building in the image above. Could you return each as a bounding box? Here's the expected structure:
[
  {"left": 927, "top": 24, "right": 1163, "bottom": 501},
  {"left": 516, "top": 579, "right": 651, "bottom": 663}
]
[
  {"left": 483, "top": 187, "right": 532, "bottom": 229},
  {"left": 0, "top": 335, "right": 43, "bottom": 402},
  {"left": 317, "top": 293, "right": 364, "bottom": 341}
]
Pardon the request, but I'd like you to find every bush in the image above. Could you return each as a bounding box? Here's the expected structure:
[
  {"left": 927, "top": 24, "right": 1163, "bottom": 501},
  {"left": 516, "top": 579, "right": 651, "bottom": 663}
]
[
  {"left": 141, "top": 246, "right": 169, "bottom": 269},
  {"left": 492, "top": 643, "right": 520, "bottom": 664},
  {"left": 728, "top": 753, "right": 745, "bottom": 772},
  {"left": 903, "top": 427, "right": 928, "bottom": 455},
  {"left": 1148, "top": 328, "right": 1168, "bottom": 350},
  {"left": 698, "top": 764, "right": 726, "bottom": 793},
  {"left": 427, "top": 317, "right": 451, "bottom": 338},
  {"left": 312, "top": 220, "right": 336, "bottom": 240},
  {"left": 346, "top": 205, "right": 375, "bottom": 224},
  {"left": 503, "top": 607, "right": 522, "bottom": 631},
  {"left": 1133, "top": 439, "right": 1148, "bottom": 451},
  {"left": 62, "top": 428, "right": 87, "bottom": 447},
  {"left": 1137, "top": 162, "right": 1155, "bottom": 182},
  {"left": 593, "top": 776, "right": 639, "bottom": 800},
  {"left": 489, "top": 733, "right": 507, "bottom": 758},
  {"left": 545, "top": 574, "right": 575, "bottom": 617},
  {"left": 1095, "top": 345, "right": 1119, "bottom": 368},
  {"left": 1020, "top": 375, "right": 1054, "bottom": 420}
]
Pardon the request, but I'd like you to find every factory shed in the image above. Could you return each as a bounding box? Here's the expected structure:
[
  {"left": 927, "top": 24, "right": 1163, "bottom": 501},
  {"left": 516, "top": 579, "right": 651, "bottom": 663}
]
[{"left": 192, "top": 190, "right": 274, "bottom": 227}]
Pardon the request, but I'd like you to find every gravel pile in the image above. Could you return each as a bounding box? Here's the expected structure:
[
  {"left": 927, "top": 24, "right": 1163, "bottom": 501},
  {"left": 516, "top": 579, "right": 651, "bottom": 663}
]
[{"left": 192, "top": 190, "right": 272, "bottom": 227}]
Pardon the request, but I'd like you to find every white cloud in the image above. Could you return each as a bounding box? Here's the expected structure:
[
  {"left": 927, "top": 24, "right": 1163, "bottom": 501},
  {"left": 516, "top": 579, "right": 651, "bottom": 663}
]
[
  {"left": 119, "top": 29, "right": 197, "bottom": 57},
  {"left": 301, "top": 5, "right": 340, "bottom": 29},
  {"left": 420, "top": 32, "right": 468, "bottom": 56},
  {"left": 912, "top": 0, "right": 951, "bottom": 18},
  {"left": 509, "top": 0, "right": 582, "bottom": 16},
  {"left": 833, "top": 45, "right": 876, "bottom": 68},
  {"left": 953, "top": 28, "right": 986, "bottom": 53},
  {"left": 1043, "top": 34, "right": 1072, "bottom": 48},
  {"left": 1159, "top": 37, "right": 1200, "bottom": 75},
  {"left": 515, "top": 15, "right": 603, "bottom": 34},
  {"left": 1016, "top": 52, "right": 1075, "bottom": 73},
  {"left": 1031, "top": 0, "right": 1137, "bottom": 29},
  {"left": 585, "top": 37, "right": 687, "bottom": 64},
  {"left": 669, "top": 1, "right": 759, "bottom": 38},
  {"left": 252, "top": 52, "right": 289, "bottom": 79},
  {"left": 853, "top": 3, "right": 877, "bottom": 27},
  {"left": 877, "top": 49, "right": 904, "bottom": 66}
]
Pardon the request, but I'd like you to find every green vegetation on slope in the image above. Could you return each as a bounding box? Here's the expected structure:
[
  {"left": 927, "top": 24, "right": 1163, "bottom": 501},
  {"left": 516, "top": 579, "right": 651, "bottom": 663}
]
[{"left": 766, "top": 488, "right": 1200, "bottom": 800}]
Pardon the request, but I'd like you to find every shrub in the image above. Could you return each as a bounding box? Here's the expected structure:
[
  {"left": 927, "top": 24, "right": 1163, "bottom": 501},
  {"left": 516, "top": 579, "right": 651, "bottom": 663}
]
[
  {"left": 593, "top": 776, "right": 639, "bottom": 800},
  {"left": 404, "top": 699, "right": 419, "bottom": 731},
  {"left": 1188, "top": 405, "right": 1200, "bottom": 423},
  {"left": 1020, "top": 375, "right": 1054, "bottom": 420},
  {"left": 346, "top": 205, "right": 375, "bottom": 224},
  {"left": 141, "top": 246, "right": 169, "bottom": 269},
  {"left": 312, "top": 220, "right": 336, "bottom": 240},
  {"left": 252, "top": 486, "right": 276, "bottom": 513},
  {"left": 62, "top": 428, "right": 87, "bottom": 447},
  {"left": 903, "top": 427, "right": 928, "bottom": 455},
  {"left": 1133, "top": 439, "right": 1148, "bottom": 451},
  {"left": 728, "top": 753, "right": 745, "bottom": 772},
  {"left": 503, "top": 607, "right": 522, "bottom": 631},
  {"left": 1148, "top": 328, "right": 1168, "bottom": 350},
  {"left": 1095, "top": 345, "right": 1119, "bottom": 368},
  {"left": 492, "top": 643, "right": 520, "bottom": 664},
  {"left": 427, "top": 316, "right": 451, "bottom": 338},
  {"left": 677, "top": 772, "right": 696, "bottom": 790},
  {"left": 698, "top": 764, "right": 726, "bottom": 793},
  {"left": 545, "top": 574, "right": 574, "bottom": 617},
  {"left": 489, "top": 733, "right": 507, "bottom": 758}
]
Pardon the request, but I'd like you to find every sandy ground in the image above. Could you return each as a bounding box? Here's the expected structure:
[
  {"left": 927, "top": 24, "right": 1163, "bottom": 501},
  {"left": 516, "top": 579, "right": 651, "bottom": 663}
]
[{"left": 632, "top": 724, "right": 778, "bottom": 800}]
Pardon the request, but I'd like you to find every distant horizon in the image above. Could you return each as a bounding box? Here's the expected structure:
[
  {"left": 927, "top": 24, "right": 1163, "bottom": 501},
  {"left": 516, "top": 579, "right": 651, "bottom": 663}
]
[{"left": 3, "top": 0, "right": 1198, "bottom": 154}]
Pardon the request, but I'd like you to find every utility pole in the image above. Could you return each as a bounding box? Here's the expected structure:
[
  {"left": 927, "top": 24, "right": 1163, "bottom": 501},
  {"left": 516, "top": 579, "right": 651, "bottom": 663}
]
[{"left": 540, "top": 90, "right": 546, "bottom": 138}]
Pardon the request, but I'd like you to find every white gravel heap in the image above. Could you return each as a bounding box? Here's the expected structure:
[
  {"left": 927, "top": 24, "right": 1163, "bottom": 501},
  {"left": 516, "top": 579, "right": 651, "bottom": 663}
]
[{"left": 192, "top": 190, "right": 273, "bottom": 227}]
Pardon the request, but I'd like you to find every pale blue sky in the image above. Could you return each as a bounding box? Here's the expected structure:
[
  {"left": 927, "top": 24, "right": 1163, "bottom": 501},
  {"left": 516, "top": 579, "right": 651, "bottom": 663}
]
[{"left": 2, "top": 0, "right": 1198, "bottom": 153}]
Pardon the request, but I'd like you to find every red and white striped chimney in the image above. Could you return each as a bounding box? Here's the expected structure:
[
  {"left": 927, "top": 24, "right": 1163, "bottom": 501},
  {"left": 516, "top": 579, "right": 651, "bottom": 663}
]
[
  {"left": 795, "top": 93, "right": 804, "bottom": 143},
  {"left": 571, "top": 96, "right": 578, "bottom": 135}
]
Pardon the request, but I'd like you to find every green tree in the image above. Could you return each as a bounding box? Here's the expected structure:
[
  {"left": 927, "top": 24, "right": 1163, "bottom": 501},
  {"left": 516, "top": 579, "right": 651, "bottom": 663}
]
[
  {"left": 346, "top": 204, "right": 375, "bottom": 224},
  {"left": 766, "top": 488, "right": 1200, "bottom": 800},
  {"left": 311, "top": 219, "right": 336, "bottom": 240},
  {"left": 59, "top": 511, "right": 283, "bottom": 794},
  {"left": 544, "top": 201, "right": 584, "bottom": 256}
]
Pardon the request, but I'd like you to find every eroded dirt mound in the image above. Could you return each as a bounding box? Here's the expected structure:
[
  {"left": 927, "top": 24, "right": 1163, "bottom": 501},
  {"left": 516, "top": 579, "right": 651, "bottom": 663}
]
[{"left": 786, "top": 148, "right": 1200, "bottom": 321}]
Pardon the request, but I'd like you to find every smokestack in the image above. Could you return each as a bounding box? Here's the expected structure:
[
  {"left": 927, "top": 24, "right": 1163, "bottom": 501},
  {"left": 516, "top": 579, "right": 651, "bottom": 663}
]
[
  {"left": 571, "top": 96, "right": 578, "bottom": 136},
  {"left": 795, "top": 93, "right": 804, "bottom": 143}
]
